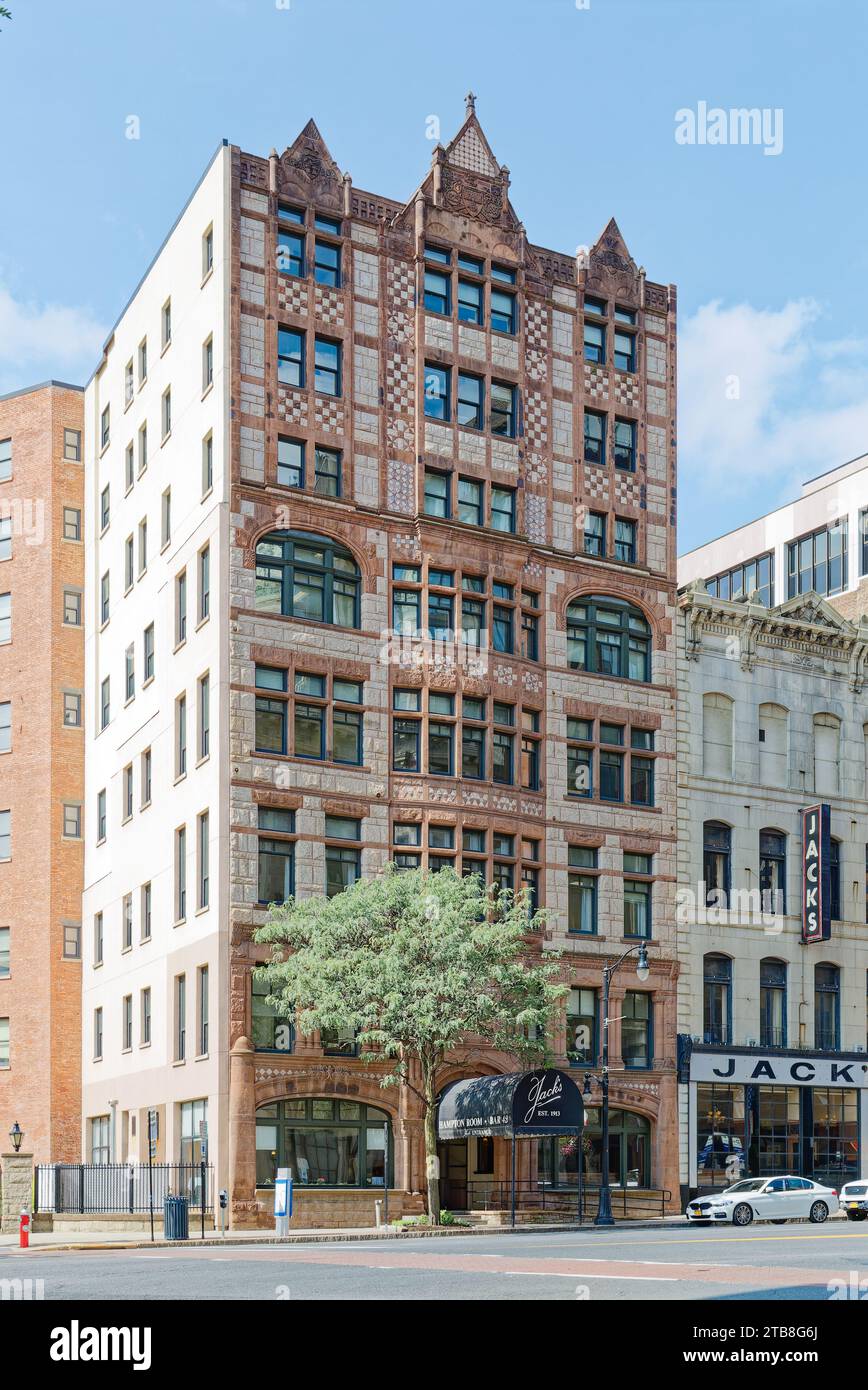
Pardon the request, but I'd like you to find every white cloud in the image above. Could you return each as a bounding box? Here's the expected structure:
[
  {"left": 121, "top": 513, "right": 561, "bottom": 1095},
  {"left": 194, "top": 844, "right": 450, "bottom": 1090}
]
[
  {"left": 0, "top": 284, "right": 106, "bottom": 393},
  {"left": 678, "top": 297, "right": 868, "bottom": 547}
]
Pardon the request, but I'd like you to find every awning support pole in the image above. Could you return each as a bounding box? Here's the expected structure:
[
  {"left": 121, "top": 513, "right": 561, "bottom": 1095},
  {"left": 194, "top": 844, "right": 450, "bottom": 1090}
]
[{"left": 511, "top": 1134, "right": 516, "bottom": 1229}]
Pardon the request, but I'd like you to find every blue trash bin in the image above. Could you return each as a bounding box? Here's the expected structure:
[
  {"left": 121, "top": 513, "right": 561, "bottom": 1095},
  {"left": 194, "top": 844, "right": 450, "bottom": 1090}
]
[{"left": 163, "top": 1194, "right": 189, "bottom": 1240}]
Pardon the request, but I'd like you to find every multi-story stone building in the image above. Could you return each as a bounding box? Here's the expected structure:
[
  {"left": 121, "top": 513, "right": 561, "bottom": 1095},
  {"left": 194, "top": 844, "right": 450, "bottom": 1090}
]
[
  {"left": 0, "top": 381, "right": 85, "bottom": 1164},
  {"left": 83, "top": 100, "right": 680, "bottom": 1226},
  {"left": 676, "top": 581, "right": 868, "bottom": 1205}
]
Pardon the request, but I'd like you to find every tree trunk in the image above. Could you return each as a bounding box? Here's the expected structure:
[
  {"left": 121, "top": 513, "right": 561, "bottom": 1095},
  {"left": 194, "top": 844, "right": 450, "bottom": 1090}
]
[{"left": 423, "top": 1067, "right": 440, "bottom": 1226}]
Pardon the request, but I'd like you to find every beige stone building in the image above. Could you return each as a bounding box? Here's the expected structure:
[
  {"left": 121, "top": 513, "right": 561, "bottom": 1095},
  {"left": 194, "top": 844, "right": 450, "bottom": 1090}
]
[{"left": 0, "top": 381, "right": 85, "bottom": 1164}]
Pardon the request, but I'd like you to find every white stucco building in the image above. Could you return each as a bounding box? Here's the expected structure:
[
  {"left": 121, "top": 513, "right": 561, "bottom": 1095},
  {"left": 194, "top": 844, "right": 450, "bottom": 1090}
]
[
  {"left": 82, "top": 143, "right": 232, "bottom": 1177},
  {"left": 675, "top": 582, "right": 868, "bottom": 1202}
]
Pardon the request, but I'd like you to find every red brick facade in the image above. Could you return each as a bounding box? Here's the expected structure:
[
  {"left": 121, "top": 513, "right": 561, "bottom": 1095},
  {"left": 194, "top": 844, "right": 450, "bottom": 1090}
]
[{"left": 224, "top": 104, "right": 680, "bottom": 1224}]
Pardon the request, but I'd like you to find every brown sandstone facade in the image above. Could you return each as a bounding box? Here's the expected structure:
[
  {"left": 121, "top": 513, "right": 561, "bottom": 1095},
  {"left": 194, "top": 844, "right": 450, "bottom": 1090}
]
[
  {"left": 224, "top": 102, "right": 680, "bottom": 1225},
  {"left": 0, "top": 381, "right": 84, "bottom": 1164}
]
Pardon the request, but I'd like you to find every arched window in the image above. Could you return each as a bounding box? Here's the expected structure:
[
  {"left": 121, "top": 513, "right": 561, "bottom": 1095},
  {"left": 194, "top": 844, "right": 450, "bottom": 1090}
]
[
  {"left": 759, "top": 830, "right": 786, "bottom": 914},
  {"left": 566, "top": 595, "right": 651, "bottom": 682},
  {"left": 760, "top": 959, "right": 787, "bottom": 1048},
  {"left": 703, "top": 821, "right": 731, "bottom": 906},
  {"left": 702, "top": 693, "right": 733, "bottom": 778},
  {"left": 703, "top": 954, "right": 732, "bottom": 1044},
  {"left": 815, "top": 964, "right": 840, "bottom": 1050},
  {"left": 254, "top": 1097, "right": 391, "bottom": 1189},
  {"left": 813, "top": 713, "right": 840, "bottom": 795},
  {"left": 255, "top": 531, "right": 360, "bottom": 628},
  {"left": 759, "top": 703, "right": 788, "bottom": 787}
]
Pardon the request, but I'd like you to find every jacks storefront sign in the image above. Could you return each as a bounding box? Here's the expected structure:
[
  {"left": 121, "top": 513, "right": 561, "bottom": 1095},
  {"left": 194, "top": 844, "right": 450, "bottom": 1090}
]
[
  {"left": 690, "top": 1050, "right": 868, "bottom": 1089},
  {"left": 802, "top": 802, "right": 831, "bottom": 944}
]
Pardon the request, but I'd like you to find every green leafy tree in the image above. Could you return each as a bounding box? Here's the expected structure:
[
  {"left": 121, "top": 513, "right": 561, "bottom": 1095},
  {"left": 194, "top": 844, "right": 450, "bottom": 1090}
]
[{"left": 255, "top": 865, "right": 565, "bottom": 1223}]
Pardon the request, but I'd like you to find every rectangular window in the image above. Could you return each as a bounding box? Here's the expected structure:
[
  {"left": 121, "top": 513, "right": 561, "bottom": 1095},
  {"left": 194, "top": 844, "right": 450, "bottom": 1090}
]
[
  {"left": 63, "top": 507, "right": 82, "bottom": 541},
  {"left": 326, "top": 838, "right": 361, "bottom": 897},
  {"left": 255, "top": 678, "right": 288, "bottom": 754},
  {"left": 100, "top": 677, "right": 110, "bottom": 730},
  {"left": 141, "top": 987, "right": 152, "bottom": 1046},
  {"left": 258, "top": 806, "right": 296, "bottom": 903},
  {"left": 314, "top": 446, "right": 341, "bottom": 497},
  {"left": 122, "top": 995, "right": 133, "bottom": 1051},
  {"left": 568, "top": 847, "right": 598, "bottom": 935},
  {"left": 198, "top": 811, "right": 210, "bottom": 910},
  {"left": 277, "top": 226, "right": 304, "bottom": 277},
  {"left": 198, "top": 965, "right": 209, "bottom": 1054},
  {"left": 139, "top": 341, "right": 148, "bottom": 383},
  {"left": 162, "top": 388, "right": 172, "bottom": 439},
  {"left": 584, "top": 511, "right": 605, "bottom": 557},
  {"left": 63, "top": 428, "right": 81, "bottom": 462},
  {"left": 123, "top": 763, "right": 133, "bottom": 820},
  {"left": 100, "top": 406, "right": 110, "bottom": 450},
  {"left": 457, "top": 277, "right": 482, "bottom": 324},
  {"left": 295, "top": 700, "right": 325, "bottom": 759},
  {"left": 458, "top": 477, "right": 483, "bottom": 527},
  {"left": 424, "top": 468, "right": 450, "bottom": 519},
  {"left": 584, "top": 410, "right": 606, "bottom": 465},
  {"left": 457, "top": 373, "right": 484, "bottom": 429},
  {"left": 162, "top": 298, "right": 172, "bottom": 348},
  {"left": 100, "top": 573, "right": 110, "bottom": 626},
  {"left": 162, "top": 488, "right": 171, "bottom": 548},
  {"left": 125, "top": 535, "right": 134, "bottom": 590},
  {"left": 175, "top": 570, "right": 187, "bottom": 646},
  {"left": 333, "top": 705, "right": 363, "bottom": 765},
  {"left": 314, "top": 238, "right": 340, "bottom": 287},
  {"left": 0, "top": 437, "right": 9, "bottom": 480},
  {"left": 175, "top": 974, "right": 186, "bottom": 1061},
  {"left": 278, "top": 328, "right": 304, "bottom": 387},
  {"left": 93, "top": 1008, "right": 103, "bottom": 1061},
  {"left": 202, "top": 432, "right": 213, "bottom": 495},
  {"left": 491, "top": 288, "right": 516, "bottom": 335},
  {"left": 706, "top": 552, "right": 774, "bottom": 607},
  {"left": 202, "top": 225, "right": 214, "bottom": 277},
  {"left": 428, "top": 721, "right": 454, "bottom": 777},
  {"left": 0, "top": 700, "right": 9, "bottom": 751},
  {"left": 63, "top": 803, "right": 82, "bottom": 839},
  {"left": 100, "top": 486, "right": 110, "bottom": 531},
  {"left": 393, "top": 717, "right": 421, "bottom": 771},
  {"left": 614, "top": 330, "right": 636, "bottom": 372},
  {"left": 62, "top": 923, "right": 80, "bottom": 959},
  {"left": 141, "top": 882, "right": 152, "bottom": 941},
  {"left": 622, "top": 992, "right": 652, "bottom": 1068},
  {"left": 614, "top": 418, "right": 637, "bottom": 471},
  {"left": 567, "top": 986, "right": 598, "bottom": 1064},
  {"left": 203, "top": 336, "right": 213, "bottom": 391},
  {"left": 787, "top": 520, "right": 848, "bottom": 598},
  {"left": 138, "top": 423, "right": 147, "bottom": 473},
  {"left": 615, "top": 517, "right": 636, "bottom": 563},
  {"left": 314, "top": 337, "right": 341, "bottom": 396},
  {"left": 0, "top": 927, "right": 8, "bottom": 978},
  {"left": 94, "top": 913, "right": 103, "bottom": 967},
  {"left": 125, "top": 442, "right": 134, "bottom": 491},
  {"left": 176, "top": 694, "right": 187, "bottom": 777},
  {"left": 424, "top": 364, "right": 450, "bottom": 421},
  {"left": 143, "top": 623, "right": 155, "bottom": 682},
  {"left": 490, "top": 381, "right": 517, "bottom": 437},
  {"left": 198, "top": 674, "right": 210, "bottom": 761},
  {"left": 138, "top": 517, "right": 148, "bottom": 574},
  {"left": 624, "top": 853, "right": 652, "bottom": 938},
  {"left": 141, "top": 748, "right": 152, "bottom": 807},
  {"left": 122, "top": 892, "right": 133, "bottom": 950},
  {"left": 175, "top": 826, "right": 187, "bottom": 922},
  {"left": 199, "top": 545, "right": 210, "bottom": 622},
  {"left": 63, "top": 589, "right": 82, "bottom": 626},
  {"left": 97, "top": 789, "right": 106, "bottom": 842},
  {"left": 491, "top": 486, "right": 516, "bottom": 533},
  {"left": 424, "top": 268, "right": 450, "bottom": 315},
  {"left": 583, "top": 320, "right": 605, "bottom": 364}
]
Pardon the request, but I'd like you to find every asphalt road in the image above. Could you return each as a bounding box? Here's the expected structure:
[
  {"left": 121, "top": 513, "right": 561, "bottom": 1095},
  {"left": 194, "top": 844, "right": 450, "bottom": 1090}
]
[{"left": 4, "top": 1223, "right": 868, "bottom": 1301}]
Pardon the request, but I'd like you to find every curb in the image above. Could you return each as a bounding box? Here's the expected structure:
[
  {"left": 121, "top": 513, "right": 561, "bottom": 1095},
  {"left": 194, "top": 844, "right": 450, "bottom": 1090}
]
[{"left": 8, "top": 1217, "right": 685, "bottom": 1253}]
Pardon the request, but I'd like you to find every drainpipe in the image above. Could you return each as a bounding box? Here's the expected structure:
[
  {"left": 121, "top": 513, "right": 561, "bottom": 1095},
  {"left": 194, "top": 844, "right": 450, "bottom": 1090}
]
[{"left": 109, "top": 1100, "right": 118, "bottom": 1163}]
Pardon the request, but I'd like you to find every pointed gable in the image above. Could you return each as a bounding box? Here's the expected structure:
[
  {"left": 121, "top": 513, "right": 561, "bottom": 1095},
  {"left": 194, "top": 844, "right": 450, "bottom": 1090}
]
[
  {"left": 774, "top": 592, "right": 856, "bottom": 633},
  {"left": 445, "top": 113, "right": 501, "bottom": 178},
  {"left": 277, "top": 118, "right": 344, "bottom": 211},
  {"left": 586, "top": 217, "right": 640, "bottom": 301}
]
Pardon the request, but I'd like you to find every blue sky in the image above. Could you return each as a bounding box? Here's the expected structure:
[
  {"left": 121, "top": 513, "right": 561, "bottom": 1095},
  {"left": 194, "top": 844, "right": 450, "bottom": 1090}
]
[{"left": 1, "top": 0, "right": 865, "bottom": 551}]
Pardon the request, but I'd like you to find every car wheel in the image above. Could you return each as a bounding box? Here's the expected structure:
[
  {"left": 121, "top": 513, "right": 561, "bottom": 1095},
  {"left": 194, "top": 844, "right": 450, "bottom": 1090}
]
[
  {"left": 733, "top": 1203, "right": 754, "bottom": 1227},
  {"left": 770, "top": 1219, "right": 787, "bottom": 1225},
  {"left": 845, "top": 1211, "right": 866, "bottom": 1222},
  {"left": 809, "top": 1201, "right": 829, "bottom": 1224}
]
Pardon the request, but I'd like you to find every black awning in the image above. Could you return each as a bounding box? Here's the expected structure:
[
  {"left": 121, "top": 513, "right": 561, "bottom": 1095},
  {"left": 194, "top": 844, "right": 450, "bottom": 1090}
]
[{"left": 437, "top": 1069, "right": 584, "bottom": 1140}]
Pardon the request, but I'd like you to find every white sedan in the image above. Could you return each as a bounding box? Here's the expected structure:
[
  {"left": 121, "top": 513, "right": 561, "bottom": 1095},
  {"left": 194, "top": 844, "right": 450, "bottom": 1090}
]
[
  {"left": 839, "top": 1180, "right": 868, "bottom": 1221},
  {"left": 686, "top": 1176, "right": 839, "bottom": 1227}
]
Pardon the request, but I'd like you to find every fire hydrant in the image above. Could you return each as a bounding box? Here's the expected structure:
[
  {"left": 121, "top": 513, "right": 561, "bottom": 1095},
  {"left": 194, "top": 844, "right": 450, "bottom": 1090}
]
[{"left": 19, "top": 1210, "right": 30, "bottom": 1249}]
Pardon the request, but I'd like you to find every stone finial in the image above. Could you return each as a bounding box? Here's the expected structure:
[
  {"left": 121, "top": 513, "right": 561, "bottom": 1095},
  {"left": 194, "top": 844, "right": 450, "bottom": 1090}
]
[{"left": 465, "top": 90, "right": 477, "bottom": 116}]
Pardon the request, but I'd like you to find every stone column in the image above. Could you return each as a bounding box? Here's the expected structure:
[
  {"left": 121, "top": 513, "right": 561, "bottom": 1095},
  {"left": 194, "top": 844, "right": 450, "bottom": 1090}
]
[
  {"left": 227, "top": 1036, "right": 257, "bottom": 1228},
  {"left": 1, "top": 1153, "right": 34, "bottom": 1233}
]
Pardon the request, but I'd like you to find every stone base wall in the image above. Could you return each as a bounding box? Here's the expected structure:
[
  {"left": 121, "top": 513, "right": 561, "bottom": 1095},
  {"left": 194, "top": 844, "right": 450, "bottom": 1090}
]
[{"left": 230, "top": 1187, "right": 424, "bottom": 1230}]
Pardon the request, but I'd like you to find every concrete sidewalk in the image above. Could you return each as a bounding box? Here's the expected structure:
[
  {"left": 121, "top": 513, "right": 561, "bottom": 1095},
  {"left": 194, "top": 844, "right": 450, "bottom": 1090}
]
[{"left": 0, "top": 1215, "right": 692, "bottom": 1253}]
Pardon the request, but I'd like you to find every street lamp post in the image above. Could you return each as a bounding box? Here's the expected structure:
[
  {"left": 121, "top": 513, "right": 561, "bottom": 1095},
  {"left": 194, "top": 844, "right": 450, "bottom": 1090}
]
[
  {"left": 8, "top": 1122, "right": 23, "bottom": 1153},
  {"left": 584, "top": 942, "right": 650, "bottom": 1227}
]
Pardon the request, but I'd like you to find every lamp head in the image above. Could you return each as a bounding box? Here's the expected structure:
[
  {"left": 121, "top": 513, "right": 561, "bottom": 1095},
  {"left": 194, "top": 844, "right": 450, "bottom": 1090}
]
[{"left": 636, "top": 943, "right": 650, "bottom": 983}]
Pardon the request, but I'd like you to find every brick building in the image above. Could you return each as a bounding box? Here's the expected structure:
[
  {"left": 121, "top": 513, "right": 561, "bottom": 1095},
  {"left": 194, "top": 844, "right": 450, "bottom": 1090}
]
[
  {"left": 0, "top": 381, "right": 85, "bottom": 1164},
  {"left": 83, "top": 99, "right": 680, "bottom": 1226}
]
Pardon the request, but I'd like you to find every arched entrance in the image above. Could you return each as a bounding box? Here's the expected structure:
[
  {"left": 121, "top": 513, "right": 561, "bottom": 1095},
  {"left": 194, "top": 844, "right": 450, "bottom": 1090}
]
[{"left": 538, "top": 1108, "right": 652, "bottom": 1189}]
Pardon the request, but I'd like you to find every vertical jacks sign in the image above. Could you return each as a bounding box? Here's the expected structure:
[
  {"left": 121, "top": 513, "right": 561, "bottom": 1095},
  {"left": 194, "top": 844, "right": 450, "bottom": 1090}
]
[{"left": 802, "top": 803, "right": 831, "bottom": 943}]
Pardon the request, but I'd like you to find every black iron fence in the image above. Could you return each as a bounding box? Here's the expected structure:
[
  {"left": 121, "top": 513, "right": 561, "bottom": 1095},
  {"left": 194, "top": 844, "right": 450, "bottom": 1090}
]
[
  {"left": 35, "top": 1163, "right": 213, "bottom": 1215},
  {"left": 442, "top": 1178, "right": 671, "bottom": 1221}
]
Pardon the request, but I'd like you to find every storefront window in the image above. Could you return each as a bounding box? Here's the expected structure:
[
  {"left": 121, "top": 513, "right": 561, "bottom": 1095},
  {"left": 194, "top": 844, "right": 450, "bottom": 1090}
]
[
  {"left": 753, "top": 1086, "right": 800, "bottom": 1177},
  {"left": 810, "top": 1087, "right": 858, "bottom": 1185},
  {"left": 696, "top": 1083, "right": 745, "bottom": 1186},
  {"left": 254, "top": 1098, "right": 391, "bottom": 1188},
  {"left": 538, "top": 1108, "right": 650, "bottom": 1189}
]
